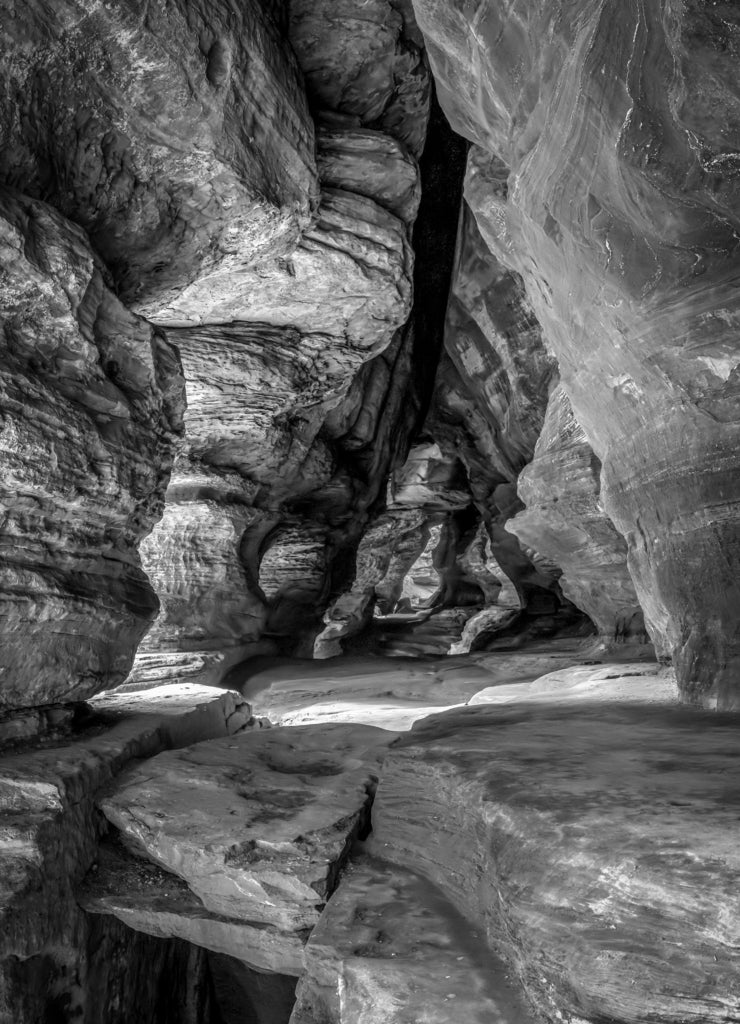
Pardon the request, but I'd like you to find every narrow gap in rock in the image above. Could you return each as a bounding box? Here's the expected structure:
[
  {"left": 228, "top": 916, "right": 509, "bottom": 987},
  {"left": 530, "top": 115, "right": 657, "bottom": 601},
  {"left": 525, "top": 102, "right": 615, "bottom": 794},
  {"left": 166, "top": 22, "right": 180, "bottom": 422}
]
[{"left": 207, "top": 953, "right": 297, "bottom": 1024}]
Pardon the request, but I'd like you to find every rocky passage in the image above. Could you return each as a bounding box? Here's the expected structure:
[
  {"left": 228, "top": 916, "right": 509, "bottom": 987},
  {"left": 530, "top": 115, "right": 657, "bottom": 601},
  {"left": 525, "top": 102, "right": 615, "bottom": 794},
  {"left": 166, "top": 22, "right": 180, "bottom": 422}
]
[
  {"left": 6, "top": 653, "right": 740, "bottom": 1024},
  {"left": 412, "top": 0, "right": 740, "bottom": 705},
  {"left": 2, "top": 0, "right": 740, "bottom": 1020}
]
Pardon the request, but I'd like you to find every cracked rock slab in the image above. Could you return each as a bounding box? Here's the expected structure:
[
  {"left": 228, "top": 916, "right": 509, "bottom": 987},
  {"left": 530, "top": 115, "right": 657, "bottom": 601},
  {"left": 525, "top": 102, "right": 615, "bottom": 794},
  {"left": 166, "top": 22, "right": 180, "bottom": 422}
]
[
  {"left": 79, "top": 839, "right": 304, "bottom": 975},
  {"left": 100, "top": 724, "right": 395, "bottom": 933},
  {"left": 370, "top": 700, "right": 740, "bottom": 1023},
  {"left": 290, "top": 855, "right": 535, "bottom": 1024}
]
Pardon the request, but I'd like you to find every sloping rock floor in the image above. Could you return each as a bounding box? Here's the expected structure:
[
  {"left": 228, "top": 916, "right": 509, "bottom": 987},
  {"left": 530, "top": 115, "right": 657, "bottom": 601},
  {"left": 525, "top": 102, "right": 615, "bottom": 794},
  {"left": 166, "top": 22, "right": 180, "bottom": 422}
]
[{"left": 3, "top": 646, "right": 739, "bottom": 1023}]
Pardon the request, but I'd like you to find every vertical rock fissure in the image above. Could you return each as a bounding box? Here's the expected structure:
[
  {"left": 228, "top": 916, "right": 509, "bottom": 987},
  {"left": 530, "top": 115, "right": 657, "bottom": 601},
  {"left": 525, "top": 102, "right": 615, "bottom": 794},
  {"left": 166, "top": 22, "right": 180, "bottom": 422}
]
[{"left": 408, "top": 89, "right": 469, "bottom": 433}]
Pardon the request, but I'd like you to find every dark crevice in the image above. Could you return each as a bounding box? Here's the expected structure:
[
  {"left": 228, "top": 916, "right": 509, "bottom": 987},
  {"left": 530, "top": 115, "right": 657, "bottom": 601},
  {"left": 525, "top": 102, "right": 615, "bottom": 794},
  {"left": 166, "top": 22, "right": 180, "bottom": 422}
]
[{"left": 408, "top": 87, "right": 469, "bottom": 433}]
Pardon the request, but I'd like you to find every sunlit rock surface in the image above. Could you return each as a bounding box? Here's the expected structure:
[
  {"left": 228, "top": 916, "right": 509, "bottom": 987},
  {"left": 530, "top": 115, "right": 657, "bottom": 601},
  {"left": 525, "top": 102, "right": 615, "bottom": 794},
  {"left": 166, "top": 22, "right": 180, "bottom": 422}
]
[
  {"left": 236, "top": 646, "right": 588, "bottom": 729},
  {"left": 508, "top": 386, "right": 648, "bottom": 645},
  {"left": 371, "top": 698, "right": 740, "bottom": 1024},
  {"left": 0, "top": 188, "right": 184, "bottom": 709},
  {"left": 100, "top": 724, "right": 393, "bottom": 931},
  {"left": 467, "top": 660, "right": 674, "bottom": 707},
  {"left": 0, "top": 0, "right": 318, "bottom": 318},
  {"left": 411, "top": 0, "right": 740, "bottom": 705}
]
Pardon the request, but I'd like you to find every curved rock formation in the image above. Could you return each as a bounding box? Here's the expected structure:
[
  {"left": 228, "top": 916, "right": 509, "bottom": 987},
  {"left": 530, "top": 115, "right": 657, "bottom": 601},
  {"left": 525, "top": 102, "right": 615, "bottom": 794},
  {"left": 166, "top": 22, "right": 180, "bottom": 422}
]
[
  {"left": 0, "top": 189, "right": 184, "bottom": 709},
  {"left": 410, "top": 0, "right": 740, "bottom": 705},
  {"left": 508, "top": 386, "right": 648, "bottom": 645},
  {"left": 0, "top": 0, "right": 318, "bottom": 316}
]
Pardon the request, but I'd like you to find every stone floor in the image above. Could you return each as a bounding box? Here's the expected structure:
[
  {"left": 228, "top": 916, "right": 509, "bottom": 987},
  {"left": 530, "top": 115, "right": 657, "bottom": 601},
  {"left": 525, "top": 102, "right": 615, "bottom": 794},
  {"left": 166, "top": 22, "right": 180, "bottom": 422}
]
[{"left": 4, "top": 646, "right": 738, "bottom": 1024}]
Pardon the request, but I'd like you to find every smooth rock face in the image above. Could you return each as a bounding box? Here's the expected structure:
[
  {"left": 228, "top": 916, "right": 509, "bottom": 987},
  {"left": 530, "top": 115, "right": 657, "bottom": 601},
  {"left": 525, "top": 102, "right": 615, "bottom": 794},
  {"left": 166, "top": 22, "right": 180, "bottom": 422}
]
[
  {"left": 291, "top": 855, "right": 534, "bottom": 1024},
  {"left": 317, "top": 129, "right": 421, "bottom": 223},
  {"left": 371, "top": 701, "right": 740, "bottom": 1024},
  {"left": 0, "top": 188, "right": 184, "bottom": 709},
  {"left": 467, "top": 660, "right": 675, "bottom": 707},
  {"left": 0, "top": 0, "right": 317, "bottom": 318},
  {"left": 412, "top": 0, "right": 740, "bottom": 705},
  {"left": 100, "top": 725, "right": 394, "bottom": 932},
  {"left": 508, "top": 386, "right": 648, "bottom": 644}
]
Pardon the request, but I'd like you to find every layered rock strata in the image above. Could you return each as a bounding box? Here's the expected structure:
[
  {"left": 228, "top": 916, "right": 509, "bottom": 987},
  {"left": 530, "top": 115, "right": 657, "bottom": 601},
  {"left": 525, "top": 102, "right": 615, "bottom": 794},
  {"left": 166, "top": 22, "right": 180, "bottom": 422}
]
[
  {"left": 411, "top": 0, "right": 740, "bottom": 705},
  {"left": 370, "top": 700, "right": 740, "bottom": 1023},
  {"left": 0, "top": 188, "right": 184, "bottom": 709},
  {"left": 0, "top": 685, "right": 252, "bottom": 1022},
  {"left": 124, "top": 2, "right": 441, "bottom": 684},
  {"left": 100, "top": 724, "right": 394, "bottom": 938}
]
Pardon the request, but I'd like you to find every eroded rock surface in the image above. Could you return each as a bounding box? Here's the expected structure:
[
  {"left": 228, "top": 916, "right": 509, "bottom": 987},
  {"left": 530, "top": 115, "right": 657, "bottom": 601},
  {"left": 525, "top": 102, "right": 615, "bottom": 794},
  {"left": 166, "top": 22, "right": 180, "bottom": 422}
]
[
  {"left": 80, "top": 837, "right": 304, "bottom": 975},
  {"left": 411, "top": 0, "right": 740, "bottom": 705},
  {"left": 100, "top": 724, "right": 394, "bottom": 932},
  {"left": 0, "top": 0, "right": 318, "bottom": 318},
  {"left": 0, "top": 685, "right": 251, "bottom": 1021},
  {"left": 371, "top": 700, "right": 740, "bottom": 1023},
  {"left": 0, "top": 188, "right": 184, "bottom": 708},
  {"left": 291, "top": 855, "right": 534, "bottom": 1024},
  {"left": 508, "top": 386, "right": 648, "bottom": 645}
]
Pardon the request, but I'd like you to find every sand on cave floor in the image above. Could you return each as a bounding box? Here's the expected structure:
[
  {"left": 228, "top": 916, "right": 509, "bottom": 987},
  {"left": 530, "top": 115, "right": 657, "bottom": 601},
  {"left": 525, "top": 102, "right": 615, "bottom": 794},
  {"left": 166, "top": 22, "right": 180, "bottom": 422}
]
[{"left": 234, "top": 639, "right": 671, "bottom": 731}]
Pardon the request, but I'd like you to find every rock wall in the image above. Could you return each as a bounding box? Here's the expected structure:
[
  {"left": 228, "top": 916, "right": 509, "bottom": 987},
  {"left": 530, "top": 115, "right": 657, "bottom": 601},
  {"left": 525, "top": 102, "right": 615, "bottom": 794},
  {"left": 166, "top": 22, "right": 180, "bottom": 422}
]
[
  {"left": 0, "top": 0, "right": 318, "bottom": 316},
  {"left": 423, "top": 203, "right": 589, "bottom": 644},
  {"left": 0, "top": 189, "right": 184, "bottom": 709},
  {"left": 123, "top": 0, "right": 442, "bottom": 685},
  {"left": 509, "top": 386, "right": 648, "bottom": 645},
  {"left": 410, "top": 0, "right": 740, "bottom": 705}
]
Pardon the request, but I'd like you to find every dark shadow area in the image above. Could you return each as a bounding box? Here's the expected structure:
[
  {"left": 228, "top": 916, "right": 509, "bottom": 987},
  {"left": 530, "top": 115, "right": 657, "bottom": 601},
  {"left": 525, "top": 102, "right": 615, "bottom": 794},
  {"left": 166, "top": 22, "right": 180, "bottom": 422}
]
[{"left": 208, "top": 953, "right": 297, "bottom": 1024}]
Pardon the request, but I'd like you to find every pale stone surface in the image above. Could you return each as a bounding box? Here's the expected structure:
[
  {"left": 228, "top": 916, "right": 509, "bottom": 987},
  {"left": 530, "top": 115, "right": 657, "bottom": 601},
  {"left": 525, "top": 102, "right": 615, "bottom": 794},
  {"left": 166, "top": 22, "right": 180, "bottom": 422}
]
[
  {"left": 371, "top": 699, "right": 740, "bottom": 1023},
  {"left": 290, "top": 855, "right": 535, "bottom": 1024},
  {"left": 158, "top": 189, "right": 413, "bottom": 341},
  {"left": 0, "top": 187, "right": 184, "bottom": 709},
  {"left": 0, "top": 685, "right": 251, "bottom": 977},
  {"left": 238, "top": 649, "right": 587, "bottom": 728},
  {"left": 468, "top": 661, "right": 676, "bottom": 707},
  {"left": 100, "top": 724, "right": 394, "bottom": 931},
  {"left": 0, "top": 0, "right": 318, "bottom": 318},
  {"left": 0, "top": 683, "right": 250, "bottom": 1023},
  {"left": 412, "top": 0, "right": 740, "bottom": 704}
]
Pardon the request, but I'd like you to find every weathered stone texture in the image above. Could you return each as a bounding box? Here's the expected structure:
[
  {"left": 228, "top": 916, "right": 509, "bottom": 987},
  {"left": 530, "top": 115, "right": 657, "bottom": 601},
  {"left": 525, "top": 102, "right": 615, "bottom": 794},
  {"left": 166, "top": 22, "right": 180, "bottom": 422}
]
[
  {"left": 288, "top": 0, "right": 430, "bottom": 157},
  {"left": 0, "top": 188, "right": 184, "bottom": 709},
  {"left": 371, "top": 700, "right": 740, "bottom": 1024},
  {"left": 0, "top": 0, "right": 318, "bottom": 319},
  {"left": 411, "top": 0, "right": 740, "bottom": 704},
  {"left": 100, "top": 725, "right": 393, "bottom": 932},
  {"left": 509, "top": 386, "right": 648, "bottom": 644}
]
